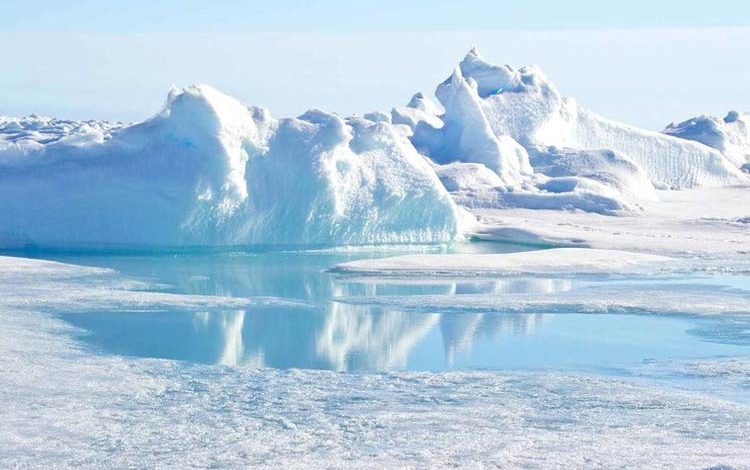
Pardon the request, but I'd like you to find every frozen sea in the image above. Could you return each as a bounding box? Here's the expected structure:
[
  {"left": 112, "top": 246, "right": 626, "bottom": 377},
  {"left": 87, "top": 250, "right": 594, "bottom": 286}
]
[{"left": 2, "top": 243, "right": 750, "bottom": 468}]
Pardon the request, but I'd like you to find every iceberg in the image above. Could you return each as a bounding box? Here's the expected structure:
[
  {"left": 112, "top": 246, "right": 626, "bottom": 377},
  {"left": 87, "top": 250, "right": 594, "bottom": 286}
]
[
  {"left": 400, "top": 49, "right": 747, "bottom": 215},
  {"left": 0, "top": 85, "right": 465, "bottom": 247},
  {"left": 1, "top": 50, "right": 748, "bottom": 248}
]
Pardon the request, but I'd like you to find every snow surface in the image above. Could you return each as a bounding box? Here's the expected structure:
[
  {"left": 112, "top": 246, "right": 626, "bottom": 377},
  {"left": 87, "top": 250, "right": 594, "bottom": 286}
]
[
  {"left": 2, "top": 255, "right": 750, "bottom": 468},
  {"left": 2, "top": 49, "right": 749, "bottom": 248},
  {"left": 337, "top": 283, "right": 750, "bottom": 316},
  {"left": 0, "top": 85, "right": 465, "bottom": 247},
  {"left": 335, "top": 247, "right": 673, "bottom": 276},
  {"left": 664, "top": 110, "right": 750, "bottom": 169},
  {"left": 400, "top": 48, "right": 748, "bottom": 216},
  {"left": 471, "top": 186, "right": 750, "bottom": 264}
]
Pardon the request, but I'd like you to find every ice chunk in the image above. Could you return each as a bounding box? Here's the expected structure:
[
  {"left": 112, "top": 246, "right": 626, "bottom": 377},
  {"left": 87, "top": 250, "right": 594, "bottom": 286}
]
[
  {"left": 429, "top": 50, "right": 747, "bottom": 190},
  {"left": 458, "top": 47, "right": 523, "bottom": 97},
  {"left": 529, "top": 146, "right": 655, "bottom": 199},
  {"left": 433, "top": 146, "right": 656, "bottom": 214},
  {"left": 422, "top": 66, "right": 533, "bottom": 186},
  {"left": 406, "top": 92, "right": 443, "bottom": 115},
  {"left": 664, "top": 110, "right": 750, "bottom": 168},
  {"left": 0, "top": 85, "right": 466, "bottom": 247}
]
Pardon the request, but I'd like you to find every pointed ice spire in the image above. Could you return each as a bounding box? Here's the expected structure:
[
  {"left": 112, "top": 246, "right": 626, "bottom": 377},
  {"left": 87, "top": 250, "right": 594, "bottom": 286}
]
[{"left": 456, "top": 49, "right": 521, "bottom": 97}]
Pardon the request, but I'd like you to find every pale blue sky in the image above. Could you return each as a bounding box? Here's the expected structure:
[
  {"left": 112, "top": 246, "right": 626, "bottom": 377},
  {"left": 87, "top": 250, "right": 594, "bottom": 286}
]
[
  {"left": 3, "top": 0, "right": 750, "bottom": 32},
  {"left": 1, "top": 1, "right": 749, "bottom": 129}
]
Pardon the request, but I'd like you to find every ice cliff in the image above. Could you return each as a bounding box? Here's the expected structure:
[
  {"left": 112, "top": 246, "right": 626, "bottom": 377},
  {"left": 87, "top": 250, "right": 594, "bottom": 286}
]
[{"left": 0, "top": 86, "right": 465, "bottom": 247}]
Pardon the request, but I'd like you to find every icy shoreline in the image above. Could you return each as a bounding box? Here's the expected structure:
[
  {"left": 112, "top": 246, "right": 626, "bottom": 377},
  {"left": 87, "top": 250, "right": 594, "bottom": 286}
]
[
  {"left": 1, "top": 255, "right": 750, "bottom": 469},
  {"left": 334, "top": 247, "right": 673, "bottom": 276},
  {"left": 472, "top": 186, "right": 750, "bottom": 262}
]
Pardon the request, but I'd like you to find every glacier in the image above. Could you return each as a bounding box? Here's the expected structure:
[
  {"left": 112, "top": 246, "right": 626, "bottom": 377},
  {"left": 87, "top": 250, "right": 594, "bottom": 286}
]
[{"left": 1, "top": 49, "right": 748, "bottom": 247}]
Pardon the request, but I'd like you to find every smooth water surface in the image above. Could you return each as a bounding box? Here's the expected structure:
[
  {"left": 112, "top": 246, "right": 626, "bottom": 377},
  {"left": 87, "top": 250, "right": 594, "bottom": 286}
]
[{"left": 19, "top": 245, "right": 750, "bottom": 374}]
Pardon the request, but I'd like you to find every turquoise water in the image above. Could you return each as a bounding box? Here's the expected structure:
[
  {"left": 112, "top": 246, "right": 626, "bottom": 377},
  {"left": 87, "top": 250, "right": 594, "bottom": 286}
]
[{"left": 22, "top": 245, "right": 750, "bottom": 374}]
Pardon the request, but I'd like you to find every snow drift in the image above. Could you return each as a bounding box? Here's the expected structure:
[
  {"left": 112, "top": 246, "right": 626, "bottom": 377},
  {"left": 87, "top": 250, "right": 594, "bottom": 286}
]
[
  {"left": 398, "top": 49, "right": 747, "bottom": 214},
  {"left": 0, "top": 85, "right": 465, "bottom": 247},
  {"left": 663, "top": 110, "right": 750, "bottom": 170}
]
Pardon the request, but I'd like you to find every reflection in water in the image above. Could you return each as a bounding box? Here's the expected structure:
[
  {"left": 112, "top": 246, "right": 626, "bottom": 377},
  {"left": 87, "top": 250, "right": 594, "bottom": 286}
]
[
  {"left": 181, "top": 301, "right": 544, "bottom": 371},
  {"left": 440, "top": 313, "right": 547, "bottom": 365},
  {"left": 52, "top": 250, "right": 747, "bottom": 373},
  {"left": 316, "top": 303, "right": 440, "bottom": 371},
  {"left": 218, "top": 310, "right": 245, "bottom": 366},
  {"left": 334, "top": 278, "right": 574, "bottom": 297}
]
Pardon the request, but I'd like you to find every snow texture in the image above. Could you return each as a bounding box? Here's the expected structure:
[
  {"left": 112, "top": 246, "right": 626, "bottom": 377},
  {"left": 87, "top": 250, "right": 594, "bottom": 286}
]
[
  {"left": 334, "top": 247, "right": 672, "bottom": 276},
  {"left": 2, "top": 49, "right": 749, "bottom": 248},
  {"left": 471, "top": 186, "right": 750, "bottom": 264},
  {"left": 664, "top": 110, "right": 750, "bottom": 168},
  {"left": 399, "top": 48, "right": 748, "bottom": 216},
  {"left": 0, "top": 86, "right": 464, "bottom": 247},
  {"left": 1, "top": 255, "right": 750, "bottom": 468}
]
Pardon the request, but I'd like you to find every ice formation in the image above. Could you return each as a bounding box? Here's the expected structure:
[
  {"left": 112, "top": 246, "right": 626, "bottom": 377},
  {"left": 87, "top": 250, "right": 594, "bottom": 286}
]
[
  {"left": 0, "top": 86, "right": 465, "bottom": 247},
  {"left": 664, "top": 110, "right": 750, "bottom": 170},
  {"left": 399, "top": 48, "right": 747, "bottom": 215},
  {"left": 1, "top": 49, "right": 748, "bottom": 247}
]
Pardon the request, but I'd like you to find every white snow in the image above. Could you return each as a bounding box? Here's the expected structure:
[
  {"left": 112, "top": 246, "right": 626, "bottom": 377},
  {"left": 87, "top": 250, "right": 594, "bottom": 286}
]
[
  {"left": 1, "top": 49, "right": 749, "bottom": 248},
  {"left": 664, "top": 110, "right": 750, "bottom": 169},
  {"left": 1, "top": 255, "right": 750, "bottom": 468},
  {"left": 0, "top": 85, "right": 465, "bottom": 247},
  {"left": 335, "top": 247, "right": 673, "bottom": 276},
  {"left": 0, "top": 114, "right": 125, "bottom": 155},
  {"left": 337, "top": 283, "right": 750, "bottom": 316},
  {"left": 471, "top": 186, "right": 750, "bottom": 263}
]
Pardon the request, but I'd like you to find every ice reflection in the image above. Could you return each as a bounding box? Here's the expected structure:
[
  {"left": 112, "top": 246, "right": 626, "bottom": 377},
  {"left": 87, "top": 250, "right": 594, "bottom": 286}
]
[
  {"left": 334, "top": 277, "right": 573, "bottom": 297},
  {"left": 217, "top": 310, "right": 245, "bottom": 366},
  {"left": 58, "top": 256, "right": 573, "bottom": 371},
  {"left": 50, "top": 250, "right": 750, "bottom": 373},
  {"left": 316, "top": 303, "right": 440, "bottom": 371},
  {"left": 180, "top": 301, "right": 547, "bottom": 371}
]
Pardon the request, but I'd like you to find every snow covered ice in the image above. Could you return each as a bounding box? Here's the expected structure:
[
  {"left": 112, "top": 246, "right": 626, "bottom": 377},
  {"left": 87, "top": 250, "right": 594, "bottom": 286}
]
[
  {"left": 0, "top": 85, "right": 465, "bottom": 247},
  {"left": 1, "top": 48, "right": 749, "bottom": 248},
  {"left": 2, "top": 47, "right": 750, "bottom": 469},
  {"left": 334, "top": 247, "right": 674, "bottom": 276},
  {"left": 664, "top": 110, "right": 750, "bottom": 169},
  {"left": 3, "top": 252, "right": 750, "bottom": 468}
]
